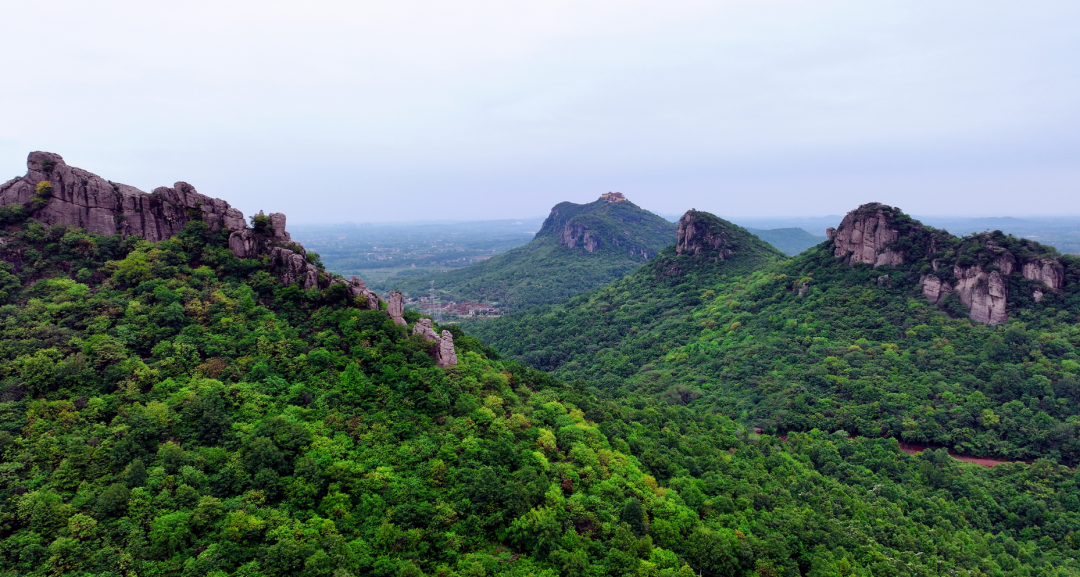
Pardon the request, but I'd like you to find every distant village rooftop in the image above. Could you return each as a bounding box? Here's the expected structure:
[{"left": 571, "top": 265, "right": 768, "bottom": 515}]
[{"left": 601, "top": 191, "right": 627, "bottom": 202}]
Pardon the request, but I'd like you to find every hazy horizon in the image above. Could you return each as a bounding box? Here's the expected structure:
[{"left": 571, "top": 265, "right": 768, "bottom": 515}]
[{"left": 3, "top": 1, "right": 1077, "bottom": 223}]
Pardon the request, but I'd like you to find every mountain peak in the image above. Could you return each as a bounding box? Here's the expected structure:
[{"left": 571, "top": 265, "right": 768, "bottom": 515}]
[
  {"left": 536, "top": 195, "right": 674, "bottom": 258},
  {"left": 826, "top": 202, "right": 1068, "bottom": 325},
  {"left": 827, "top": 202, "right": 911, "bottom": 267}
]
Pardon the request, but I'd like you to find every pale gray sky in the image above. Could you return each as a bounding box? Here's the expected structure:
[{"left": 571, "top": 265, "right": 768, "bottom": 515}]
[{"left": 2, "top": 1, "right": 1078, "bottom": 222}]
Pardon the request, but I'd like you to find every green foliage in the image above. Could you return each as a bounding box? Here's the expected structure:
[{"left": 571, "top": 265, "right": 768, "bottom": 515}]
[
  {"left": 251, "top": 213, "right": 271, "bottom": 233},
  {"left": 0, "top": 213, "right": 1078, "bottom": 576},
  {"left": 470, "top": 212, "right": 785, "bottom": 384}
]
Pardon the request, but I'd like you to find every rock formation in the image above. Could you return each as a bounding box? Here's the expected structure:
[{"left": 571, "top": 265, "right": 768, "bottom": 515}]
[
  {"left": 830, "top": 204, "right": 904, "bottom": 267},
  {"left": 830, "top": 202, "right": 1069, "bottom": 326},
  {"left": 676, "top": 210, "right": 734, "bottom": 259},
  {"left": 0, "top": 152, "right": 246, "bottom": 242},
  {"left": 388, "top": 291, "right": 407, "bottom": 326},
  {"left": 438, "top": 330, "right": 458, "bottom": 368},
  {"left": 411, "top": 319, "right": 458, "bottom": 367},
  {"left": 412, "top": 318, "right": 440, "bottom": 341}
]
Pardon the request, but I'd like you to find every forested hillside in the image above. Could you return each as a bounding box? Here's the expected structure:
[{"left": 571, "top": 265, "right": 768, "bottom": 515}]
[
  {"left": 3, "top": 215, "right": 1080, "bottom": 576},
  {"left": 475, "top": 204, "right": 1080, "bottom": 465},
  {"left": 379, "top": 196, "right": 676, "bottom": 312},
  {"left": 469, "top": 210, "right": 786, "bottom": 381},
  {"left": 2, "top": 153, "right": 1080, "bottom": 576}
]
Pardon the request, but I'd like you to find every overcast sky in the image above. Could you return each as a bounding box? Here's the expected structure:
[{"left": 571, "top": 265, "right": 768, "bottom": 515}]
[{"left": 2, "top": 1, "right": 1078, "bottom": 223}]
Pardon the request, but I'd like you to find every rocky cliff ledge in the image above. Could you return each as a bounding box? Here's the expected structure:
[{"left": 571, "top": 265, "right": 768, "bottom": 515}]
[
  {"left": 830, "top": 202, "right": 1068, "bottom": 326},
  {"left": 1, "top": 152, "right": 458, "bottom": 366}
]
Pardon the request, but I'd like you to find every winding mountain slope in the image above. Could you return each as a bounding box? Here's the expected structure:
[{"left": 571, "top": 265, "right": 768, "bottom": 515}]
[
  {"left": 469, "top": 210, "right": 786, "bottom": 382},
  {"left": 379, "top": 195, "right": 676, "bottom": 311},
  {"left": 1, "top": 154, "right": 1079, "bottom": 577}
]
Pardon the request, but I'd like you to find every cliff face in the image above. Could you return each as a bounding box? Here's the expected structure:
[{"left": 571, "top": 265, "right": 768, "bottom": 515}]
[
  {"left": 675, "top": 210, "right": 735, "bottom": 259},
  {"left": 830, "top": 204, "right": 904, "bottom": 267},
  {"left": 830, "top": 203, "right": 1068, "bottom": 326},
  {"left": 412, "top": 319, "right": 458, "bottom": 368},
  {"left": 0, "top": 152, "right": 246, "bottom": 242}
]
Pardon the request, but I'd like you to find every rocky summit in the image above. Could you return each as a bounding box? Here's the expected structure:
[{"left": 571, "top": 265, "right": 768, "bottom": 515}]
[{"left": 829, "top": 202, "right": 1069, "bottom": 325}]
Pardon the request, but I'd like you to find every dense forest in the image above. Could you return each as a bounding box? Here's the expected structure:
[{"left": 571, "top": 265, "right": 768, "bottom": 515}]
[
  {"left": 1, "top": 190, "right": 1080, "bottom": 575},
  {"left": 380, "top": 197, "right": 676, "bottom": 312}
]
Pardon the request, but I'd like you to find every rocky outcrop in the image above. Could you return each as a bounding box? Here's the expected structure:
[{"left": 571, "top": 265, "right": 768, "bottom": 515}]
[
  {"left": 831, "top": 204, "right": 903, "bottom": 267},
  {"left": 676, "top": 210, "right": 734, "bottom": 259},
  {"left": 1, "top": 151, "right": 467, "bottom": 366},
  {"left": 411, "top": 319, "right": 458, "bottom": 367},
  {"left": 1022, "top": 260, "right": 1064, "bottom": 290},
  {"left": 559, "top": 223, "right": 600, "bottom": 253},
  {"left": 412, "top": 318, "right": 440, "bottom": 341},
  {"left": 438, "top": 330, "right": 458, "bottom": 368},
  {"left": 829, "top": 203, "right": 1069, "bottom": 326},
  {"left": 388, "top": 291, "right": 406, "bottom": 326},
  {"left": 0, "top": 152, "right": 246, "bottom": 242}
]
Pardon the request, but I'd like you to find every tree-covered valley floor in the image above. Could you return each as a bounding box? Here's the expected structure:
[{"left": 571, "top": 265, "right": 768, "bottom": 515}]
[{"left": 1, "top": 215, "right": 1079, "bottom": 576}]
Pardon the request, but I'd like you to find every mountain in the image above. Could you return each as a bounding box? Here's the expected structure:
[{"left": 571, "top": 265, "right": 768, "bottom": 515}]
[
  {"left": 377, "top": 193, "right": 676, "bottom": 312},
  {"left": 2, "top": 154, "right": 1079, "bottom": 576},
  {"left": 477, "top": 201, "right": 1080, "bottom": 463},
  {"left": 469, "top": 210, "right": 786, "bottom": 383},
  {"left": 744, "top": 227, "right": 824, "bottom": 255}
]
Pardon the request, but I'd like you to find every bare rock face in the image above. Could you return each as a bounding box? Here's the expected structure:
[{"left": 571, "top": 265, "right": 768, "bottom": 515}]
[
  {"left": 919, "top": 274, "right": 953, "bottom": 304},
  {"left": 676, "top": 210, "right": 733, "bottom": 259},
  {"left": 1022, "top": 259, "right": 1064, "bottom": 289},
  {"left": 410, "top": 319, "right": 458, "bottom": 367},
  {"left": 831, "top": 204, "right": 903, "bottom": 267},
  {"left": 388, "top": 291, "right": 407, "bottom": 326},
  {"left": 437, "top": 330, "right": 458, "bottom": 368},
  {"left": 412, "top": 318, "right": 440, "bottom": 342},
  {"left": 0, "top": 151, "right": 384, "bottom": 304},
  {"left": 558, "top": 222, "right": 600, "bottom": 253},
  {"left": 0, "top": 152, "right": 246, "bottom": 242},
  {"left": 954, "top": 267, "right": 1009, "bottom": 325},
  {"left": 342, "top": 276, "right": 380, "bottom": 310}
]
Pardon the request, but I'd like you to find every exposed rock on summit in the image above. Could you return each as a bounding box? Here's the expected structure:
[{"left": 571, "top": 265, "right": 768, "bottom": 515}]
[
  {"left": 2, "top": 154, "right": 386, "bottom": 307},
  {"left": 388, "top": 291, "right": 407, "bottom": 326},
  {"left": 676, "top": 210, "right": 735, "bottom": 260},
  {"left": 830, "top": 202, "right": 1070, "bottom": 326},
  {"left": 1, "top": 152, "right": 245, "bottom": 241},
  {"left": 831, "top": 204, "right": 904, "bottom": 267}
]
